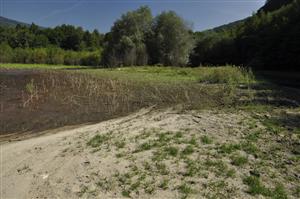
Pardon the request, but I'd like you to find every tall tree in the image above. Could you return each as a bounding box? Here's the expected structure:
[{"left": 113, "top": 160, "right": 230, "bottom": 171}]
[
  {"left": 149, "top": 11, "right": 194, "bottom": 66},
  {"left": 102, "top": 6, "right": 152, "bottom": 67}
]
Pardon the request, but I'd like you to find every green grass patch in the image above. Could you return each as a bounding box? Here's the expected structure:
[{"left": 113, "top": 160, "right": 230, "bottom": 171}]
[
  {"left": 243, "top": 176, "right": 287, "bottom": 199},
  {"left": 201, "top": 135, "right": 213, "bottom": 144},
  {"left": 245, "top": 130, "right": 261, "bottom": 142},
  {"left": 164, "top": 146, "right": 179, "bottom": 157},
  {"left": 178, "top": 183, "right": 193, "bottom": 199},
  {"left": 218, "top": 143, "right": 241, "bottom": 154},
  {"left": 181, "top": 145, "right": 195, "bottom": 156},
  {"left": 241, "top": 142, "right": 259, "bottom": 155},
  {"left": 87, "top": 134, "right": 110, "bottom": 148},
  {"left": 261, "top": 118, "right": 283, "bottom": 134},
  {"left": 135, "top": 140, "right": 157, "bottom": 152},
  {"left": 231, "top": 155, "right": 248, "bottom": 166}
]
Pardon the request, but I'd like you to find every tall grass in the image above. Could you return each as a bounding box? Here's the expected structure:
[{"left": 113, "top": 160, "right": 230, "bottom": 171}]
[{"left": 198, "top": 66, "right": 255, "bottom": 84}]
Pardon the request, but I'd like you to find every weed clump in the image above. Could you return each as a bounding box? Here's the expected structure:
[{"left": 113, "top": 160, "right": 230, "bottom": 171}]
[
  {"left": 201, "top": 135, "right": 213, "bottom": 144},
  {"left": 87, "top": 134, "right": 110, "bottom": 148},
  {"left": 231, "top": 155, "right": 248, "bottom": 166}
]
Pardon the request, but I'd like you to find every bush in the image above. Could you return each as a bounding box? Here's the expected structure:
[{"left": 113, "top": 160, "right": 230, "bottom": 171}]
[
  {"left": 80, "top": 51, "right": 101, "bottom": 66},
  {"left": 46, "top": 47, "right": 64, "bottom": 65},
  {"left": 13, "top": 48, "right": 32, "bottom": 63},
  {"left": 64, "top": 51, "right": 81, "bottom": 65},
  {"left": 0, "top": 43, "right": 13, "bottom": 63},
  {"left": 31, "top": 48, "right": 47, "bottom": 64}
]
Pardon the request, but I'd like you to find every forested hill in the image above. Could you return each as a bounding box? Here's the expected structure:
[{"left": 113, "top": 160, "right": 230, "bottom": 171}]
[
  {"left": 0, "top": 16, "right": 30, "bottom": 27},
  {"left": 201, "top": 0, "right": 293, "bottom": 38},
  {"left": 258, "top": 0, "right": 294, "bottom": 12},
  {"left": 190, "top": 0, "right": 300, "bottom": 70}
]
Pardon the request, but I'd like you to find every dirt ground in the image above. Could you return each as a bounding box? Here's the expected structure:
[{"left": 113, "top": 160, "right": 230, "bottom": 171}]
[{"left": 1, "top": 107, "right": 299, "bottom": 198}]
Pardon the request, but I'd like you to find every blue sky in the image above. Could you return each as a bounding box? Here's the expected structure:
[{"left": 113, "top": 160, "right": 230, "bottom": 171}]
[{"left": 1, "top": 0, "right": 265, "bottom": 32}]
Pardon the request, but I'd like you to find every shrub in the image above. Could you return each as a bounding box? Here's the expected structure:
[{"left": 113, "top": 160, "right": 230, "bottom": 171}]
[
  {"left": 64, "top": 51, "right": 81, "bottom": 65},
  {"left": 0, "top": 43, "right": 13, "bottom": 63},
  {"left": 13, "top": 48, "right": 32, "bottom": 63},
  {"left": 46, "top": 47, "right": 64, "bottom": 64},
  {"left": 80, "top": 51, "right": 101, "bottom": 66},
  {"left": 31, "top": 48, "right": 47, "bottom": 64}
]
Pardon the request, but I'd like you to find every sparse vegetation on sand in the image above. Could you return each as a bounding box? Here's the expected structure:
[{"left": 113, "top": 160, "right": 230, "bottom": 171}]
[{"left": 82, "top": 107, "right": 299, "bottom": 198}]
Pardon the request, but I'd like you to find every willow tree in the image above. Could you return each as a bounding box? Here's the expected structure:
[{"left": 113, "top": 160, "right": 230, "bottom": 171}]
[
  {"left": 149, "top": 11, "right": 194, "bottom": 66},
  {"left": 102, "top": 6, "right": 153, "bottom": 67}
]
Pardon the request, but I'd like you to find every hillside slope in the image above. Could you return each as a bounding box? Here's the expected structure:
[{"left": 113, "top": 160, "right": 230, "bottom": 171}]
[{"left": 0, "top": 16, "right": 30, "bottom": 27}]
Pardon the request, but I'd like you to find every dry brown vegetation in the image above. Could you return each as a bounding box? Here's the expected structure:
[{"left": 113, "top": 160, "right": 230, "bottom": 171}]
[{"left": 0, "top": 69, "right": 240, "bottom": 140}]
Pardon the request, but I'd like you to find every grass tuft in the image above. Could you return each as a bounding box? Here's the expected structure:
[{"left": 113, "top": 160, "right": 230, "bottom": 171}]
[
  {"left": 231, "top": 155, "right": 248, "bottom": 166},
  {"left": 201, "top": 135, "right": 213, "bottom": 144}
]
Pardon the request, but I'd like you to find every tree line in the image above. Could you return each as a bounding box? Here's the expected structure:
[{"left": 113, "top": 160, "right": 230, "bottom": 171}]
[
  {"left": 0, "top": 6, "right": 193, "bottom": 67},
  {"left": 0, "top": 0, "right": 299, "bottom": 70}
]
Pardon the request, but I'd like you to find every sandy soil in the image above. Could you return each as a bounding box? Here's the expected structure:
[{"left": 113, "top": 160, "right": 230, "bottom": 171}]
[{"left": 1, "top": 107, "right": 298, "bottom": 199}]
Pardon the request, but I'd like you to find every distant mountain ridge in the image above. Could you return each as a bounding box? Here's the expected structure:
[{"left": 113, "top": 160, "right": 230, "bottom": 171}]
[{"left": 0, "top": 16, "right": 30, "bottom": 27}]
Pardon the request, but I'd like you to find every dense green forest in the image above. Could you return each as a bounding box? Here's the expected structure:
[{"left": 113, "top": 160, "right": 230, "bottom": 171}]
[
  {"left": 0, "top": 0, "right": 299, "bottom": 69},
  {"left": 0, "top": 24, "right": 103, "bottom": 66},
  {"left": 190, "top": 0, "right": 300, "bottom": 70}
]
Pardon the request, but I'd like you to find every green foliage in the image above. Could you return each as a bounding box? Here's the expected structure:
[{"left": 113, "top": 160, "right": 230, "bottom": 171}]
[
  {"left": 102, "top": 6, "right": 193, "bottom": 67},
  {"left": 102, "top": 6, "right": 152, "bottom": 67},
  {"left": 149, "top": 11, "right": 194, "bottom": 66},
  {"left": 0, "top": 23, "right": 103, "bottom": 51},
  {"left": 0, "top": 45, "right": 101, "bottom": 66},
  {"left": 0, "top": 43, "right": 13, "bottom": 62}
]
